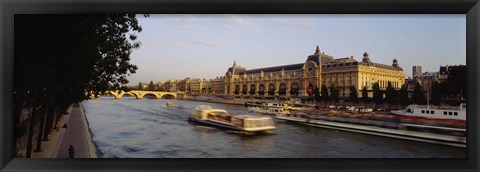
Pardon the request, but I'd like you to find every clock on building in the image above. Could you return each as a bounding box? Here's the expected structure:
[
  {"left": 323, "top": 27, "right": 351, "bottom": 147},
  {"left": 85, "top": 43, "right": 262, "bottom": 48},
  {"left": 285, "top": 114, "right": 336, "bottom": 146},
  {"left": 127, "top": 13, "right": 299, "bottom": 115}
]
[{"left": 306, "top": 63, "right": 315, "bottom": 74}]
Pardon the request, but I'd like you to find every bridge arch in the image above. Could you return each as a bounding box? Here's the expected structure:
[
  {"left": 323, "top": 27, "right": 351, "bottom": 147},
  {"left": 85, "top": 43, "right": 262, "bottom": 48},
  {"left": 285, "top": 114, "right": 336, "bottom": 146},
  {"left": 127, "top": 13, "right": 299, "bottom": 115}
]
[{"left": 161, "top": 94, "right": 176, "bottom": 99}]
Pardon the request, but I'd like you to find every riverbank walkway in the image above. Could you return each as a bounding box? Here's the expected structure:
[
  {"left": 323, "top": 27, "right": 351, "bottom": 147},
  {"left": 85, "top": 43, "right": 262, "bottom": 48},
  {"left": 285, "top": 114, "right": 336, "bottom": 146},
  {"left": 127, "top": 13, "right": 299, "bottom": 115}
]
[{"left": 31, "top": 103, "right": 97, "bottom": 158}]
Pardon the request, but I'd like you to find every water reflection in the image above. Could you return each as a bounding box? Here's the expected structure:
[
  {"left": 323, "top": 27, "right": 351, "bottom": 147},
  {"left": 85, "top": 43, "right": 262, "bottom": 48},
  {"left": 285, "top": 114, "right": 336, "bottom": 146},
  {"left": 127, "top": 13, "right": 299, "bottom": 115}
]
[{"left": 83, "top": 97, "right": 465, "bottom": 158}]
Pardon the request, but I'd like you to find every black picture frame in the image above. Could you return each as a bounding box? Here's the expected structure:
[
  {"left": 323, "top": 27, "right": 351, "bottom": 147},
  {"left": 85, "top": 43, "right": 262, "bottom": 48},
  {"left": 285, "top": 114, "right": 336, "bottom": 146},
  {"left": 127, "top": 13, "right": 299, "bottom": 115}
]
[{"left": 1, "top": 0, "right": 479, "bottom": 172}]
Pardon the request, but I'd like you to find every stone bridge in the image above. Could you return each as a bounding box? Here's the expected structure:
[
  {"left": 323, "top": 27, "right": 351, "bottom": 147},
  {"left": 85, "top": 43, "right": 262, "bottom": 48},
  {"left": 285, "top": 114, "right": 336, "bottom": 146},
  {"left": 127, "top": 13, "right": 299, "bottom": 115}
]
[{"left": 105, "top": 90, "right": 177, "bottom": 99}]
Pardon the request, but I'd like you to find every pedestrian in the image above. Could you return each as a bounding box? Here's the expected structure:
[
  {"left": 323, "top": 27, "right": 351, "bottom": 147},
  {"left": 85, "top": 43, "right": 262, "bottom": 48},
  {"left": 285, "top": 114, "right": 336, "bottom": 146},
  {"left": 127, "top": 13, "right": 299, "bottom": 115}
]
[
  {"left": 63, "top": 123, "right": 68, "bottom": 129},
  {"left": 68, "top": 145, "right": 75, "bottom": 158}
]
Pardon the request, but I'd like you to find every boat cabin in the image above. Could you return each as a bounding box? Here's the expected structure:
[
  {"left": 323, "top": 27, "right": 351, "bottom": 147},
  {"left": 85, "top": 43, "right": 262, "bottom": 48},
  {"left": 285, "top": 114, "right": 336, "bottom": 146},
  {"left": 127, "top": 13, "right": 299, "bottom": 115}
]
[{"left": 231, "top": 115, "right": 275, "bottom": 130}]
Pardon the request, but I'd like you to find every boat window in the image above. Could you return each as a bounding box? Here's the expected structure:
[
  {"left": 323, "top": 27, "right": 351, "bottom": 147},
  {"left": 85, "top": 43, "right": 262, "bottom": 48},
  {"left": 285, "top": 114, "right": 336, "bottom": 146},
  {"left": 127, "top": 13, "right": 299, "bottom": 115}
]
[
  {"left": 431, "top": 111, "right": 434, "bottom": 114},
  {"left": 421, "top": 110, "right": 425, "bottom": 114},
  {"left": 454, "top": 112, "right": 458, "bottom": 116},
  {"left": 406, "top": 109, "right": 413, "bottom": 113},
  {"left": 444, "top": 111, "right": 447, "bottom": 115},
  {"left": 449, "top": 112, "right": 452, "bottom": 115},
  {"left": 426, "top": 111, "right": 429, "bottom": 114}
]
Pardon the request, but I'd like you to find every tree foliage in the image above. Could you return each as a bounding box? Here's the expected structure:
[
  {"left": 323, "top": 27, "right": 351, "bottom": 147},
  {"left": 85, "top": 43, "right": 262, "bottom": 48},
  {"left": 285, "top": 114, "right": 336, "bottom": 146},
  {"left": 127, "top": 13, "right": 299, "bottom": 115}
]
[
  {"left": 14, "top": 14, "right": 143, "bottom": 157},
  {"left": 413, "top": 82, "right": 426, "bottom": 104},
  {"left": 321, "top": 84, "right": 329, "bottom": 104},
  {"left": 444, "top": 65, "right": 466, "bottom": 98},
  {"left": 431, "top": 81, "right": 443, "bottom": 105},
  {"left": 361, "top": 86, "right": 369, "bottom": 105},
  {"left": 349, "top": 85, "right": 358, "bottom": 104},
  {"left": 138, "top": 82, "right": 143, "bottom": 90},
  {"left": 385, "top": 81, "right": 397, "bottom": 105},
  {"left": 313, "top": 87, "right": 321, "bottom": 105},
  {"left": 372, "top": 83, "right": 383, "bottom": 105},
  {"left": 330, "top": 84, "right": 339, "bottom": 104},
  {"left": 399, "top": 84, "right": 410, "bottom": 106},
  {"left": 148, "top": 81, "right": 155, "bottom": 91}
]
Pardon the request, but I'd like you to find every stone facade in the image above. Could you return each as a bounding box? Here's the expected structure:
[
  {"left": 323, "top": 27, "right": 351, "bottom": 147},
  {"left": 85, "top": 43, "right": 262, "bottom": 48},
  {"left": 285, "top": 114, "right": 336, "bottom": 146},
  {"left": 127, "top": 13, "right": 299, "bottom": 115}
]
[
  {"left": 190, "top": 78, "right": 208, "bottom": 94},
  {"left": 223, "top": 46, "right": 405, "bottom": 98},
  {"left": 210, "top": 77, "right": 226, "bottom": 95}
]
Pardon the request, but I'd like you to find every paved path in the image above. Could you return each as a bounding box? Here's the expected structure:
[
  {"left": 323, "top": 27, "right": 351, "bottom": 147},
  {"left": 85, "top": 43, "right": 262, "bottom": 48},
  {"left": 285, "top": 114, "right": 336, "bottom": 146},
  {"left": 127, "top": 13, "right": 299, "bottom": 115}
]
[{"left": 55, "top": 103, "right": 96, "bottom": 158}]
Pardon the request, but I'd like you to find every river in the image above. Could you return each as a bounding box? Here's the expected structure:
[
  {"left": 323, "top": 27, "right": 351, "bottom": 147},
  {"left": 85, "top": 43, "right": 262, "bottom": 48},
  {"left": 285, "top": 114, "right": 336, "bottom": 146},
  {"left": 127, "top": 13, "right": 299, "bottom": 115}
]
[{"left": 82, "top": 96, "right": 466, "bottom": 158}]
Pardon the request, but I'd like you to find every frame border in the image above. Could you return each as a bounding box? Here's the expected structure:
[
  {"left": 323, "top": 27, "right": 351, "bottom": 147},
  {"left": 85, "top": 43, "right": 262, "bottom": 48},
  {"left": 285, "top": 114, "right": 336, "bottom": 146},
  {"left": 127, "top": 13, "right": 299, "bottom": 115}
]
[{"left": 1, "top": 0, "right": 479, "bottom": 172}]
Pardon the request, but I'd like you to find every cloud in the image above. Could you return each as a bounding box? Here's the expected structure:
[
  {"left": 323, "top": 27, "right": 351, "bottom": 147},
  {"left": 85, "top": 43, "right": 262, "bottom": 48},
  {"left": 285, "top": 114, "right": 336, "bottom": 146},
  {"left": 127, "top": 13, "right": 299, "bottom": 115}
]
[
  {"left": 191, "top": 39, "right": 240, "bottom": 47},
  {"left": 222, "top": 15, "right": 261, "bottom": 33},
  {"left": 178, "top": 24, "right": 205, "bottom": 32}
]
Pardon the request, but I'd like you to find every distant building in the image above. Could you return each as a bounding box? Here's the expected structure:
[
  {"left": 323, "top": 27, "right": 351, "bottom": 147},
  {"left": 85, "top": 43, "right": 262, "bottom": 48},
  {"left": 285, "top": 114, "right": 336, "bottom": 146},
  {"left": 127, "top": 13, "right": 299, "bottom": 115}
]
[
  {"left": 210, "top": 77, "right": 225, "bottom": 95},
  {"left": 164, "top": 80, "right": 178, "bottom": 92},
  {"left": 224, "top": 46, "right": 405, "bottom": 98},
  {"left": 412, "top": 66, "right": 422, "bottom": 78},
  {"left": 190, "top": 78, "right": 207, "bottom": 94},
  {"left": 177, "top": 77, "right": 193, "bottom": 93},
  {"left": 157, "top": 81, "right": 166, "bottom": 91}
]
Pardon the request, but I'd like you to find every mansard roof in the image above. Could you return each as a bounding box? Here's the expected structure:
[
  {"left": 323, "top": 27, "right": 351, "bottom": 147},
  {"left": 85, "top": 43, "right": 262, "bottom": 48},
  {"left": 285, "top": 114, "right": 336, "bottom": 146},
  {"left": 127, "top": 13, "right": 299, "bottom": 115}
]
[{"left": 242, "top": 63, "right": 304, "bottom": 75}]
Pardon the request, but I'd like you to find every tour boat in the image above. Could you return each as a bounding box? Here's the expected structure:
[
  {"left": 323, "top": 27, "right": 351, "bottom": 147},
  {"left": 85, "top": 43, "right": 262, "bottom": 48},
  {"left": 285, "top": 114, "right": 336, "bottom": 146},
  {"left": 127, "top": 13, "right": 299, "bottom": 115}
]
[
  {"left": 391, "top": 103, "right": 466, "bottom": 121},
  {"left": 188, "top": 105, "right": 276, "bottom": 134},
  {"left": 248, "top": 106, "right": 290, "bottom": 116}
]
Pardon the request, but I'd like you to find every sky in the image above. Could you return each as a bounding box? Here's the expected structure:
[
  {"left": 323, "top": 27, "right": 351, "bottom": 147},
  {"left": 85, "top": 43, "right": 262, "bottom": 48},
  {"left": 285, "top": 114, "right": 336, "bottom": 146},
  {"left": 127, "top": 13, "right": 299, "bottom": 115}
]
[{"left": 127, "top": 14, "right": 466, "bottom": 86}]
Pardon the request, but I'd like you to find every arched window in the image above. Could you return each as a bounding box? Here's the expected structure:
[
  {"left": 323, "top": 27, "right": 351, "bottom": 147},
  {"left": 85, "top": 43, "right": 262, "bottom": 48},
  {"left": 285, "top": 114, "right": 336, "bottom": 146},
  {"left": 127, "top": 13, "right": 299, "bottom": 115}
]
[
  {"left": 242, "top": 85, "right": 247, "bottom": 95},
  {"left": 234, "top": 85, "right": 240, "bottom": 95},
  {"left": 268, "top": 84, "right": 275, "bottom": 96},
  {"left": 258, "top": 84, "right": 265, "bottom": 95},
  {"left": 290, "top": 83, "right": 299, "bottom": 96},
  {"left": 279, "top": 83, "right": 287, "bottom": 96},
  {"left": 249, "top": 84, "right": 256, "bottom": 95}
]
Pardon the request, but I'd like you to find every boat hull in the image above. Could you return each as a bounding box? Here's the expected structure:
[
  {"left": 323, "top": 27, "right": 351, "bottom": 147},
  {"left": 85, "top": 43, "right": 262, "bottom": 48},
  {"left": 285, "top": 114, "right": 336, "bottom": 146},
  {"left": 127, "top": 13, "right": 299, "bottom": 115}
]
[{"left": 188, "top": 117, "right": 274, "bottom": 134}]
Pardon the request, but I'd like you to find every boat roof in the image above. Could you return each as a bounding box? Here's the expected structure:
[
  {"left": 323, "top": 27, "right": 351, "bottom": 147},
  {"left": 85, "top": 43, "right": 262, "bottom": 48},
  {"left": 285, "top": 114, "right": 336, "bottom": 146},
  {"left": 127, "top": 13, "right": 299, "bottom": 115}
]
[
  {"left": 193, "top": 105, "right": 228, "bottom": 113},
  {"left": 234, "top": 115, "right": 271, "bottom": 120}
]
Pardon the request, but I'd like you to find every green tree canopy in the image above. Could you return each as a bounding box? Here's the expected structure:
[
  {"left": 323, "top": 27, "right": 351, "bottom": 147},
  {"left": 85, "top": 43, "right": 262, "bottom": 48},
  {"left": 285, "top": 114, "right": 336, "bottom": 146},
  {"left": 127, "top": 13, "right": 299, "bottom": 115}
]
[
  {"left": 413, "top": 82, "right": 426, "bottom": 104},
  {"left": 321, "top": 84, "right": 329, "bottom": 104},
  {"left": 330, "top": 84, "right": 339, "bottom": 104},
  {"left": 361, "top": 86, "right": 369, "bottom": 105},
  {"left": 399, "top": 84, "right": 410, "bottom": 106},
  {"left": 349, "top": 85, "right": 358, "bottom": 104},
  {"left": 373, "top": 83, "right": 383, "bottom": 105},
  {"left": 313, "top": 87, "right": 321, "bottom": 105},
  {"left": 431, "top": 81, "right": 443, "bottom": 105},
  {"left": 148, "top": 81, "right": 155, "bottom": 91},
  {"left": 14, "top": 14, "right": 143, "bottom": 157},
  {"left": 385, "top": 81, "right": 397, "bottom": 105},
  {"left": 138, "top": 82, "right": 143, "bottom": 90}
]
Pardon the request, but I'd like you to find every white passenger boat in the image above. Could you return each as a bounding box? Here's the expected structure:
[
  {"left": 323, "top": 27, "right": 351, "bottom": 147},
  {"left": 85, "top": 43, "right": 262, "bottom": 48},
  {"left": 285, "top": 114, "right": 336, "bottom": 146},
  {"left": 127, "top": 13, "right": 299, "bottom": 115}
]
[
  {"left": 391, "top": 103, "right": 466, "bottom": 121},
  {"left": 248, "top": 106, "right": 290, "bottom": 116},
  {"left": 188, "top": 105, "right": 276, "bottom": 134}
]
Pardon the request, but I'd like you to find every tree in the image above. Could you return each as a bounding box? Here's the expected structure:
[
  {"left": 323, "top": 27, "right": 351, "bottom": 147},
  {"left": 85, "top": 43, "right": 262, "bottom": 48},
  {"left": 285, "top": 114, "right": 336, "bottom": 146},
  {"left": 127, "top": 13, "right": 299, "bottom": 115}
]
[
  {"left": 321, "top": 84, "right": 329, "bottom": 105},
  {"left": 14, "top": 14, "right": 143, "bottom": 157},
  {"left": 399, "top": 84, "right": 410, "bottom": 106},
  {"left": 385, "top": 82, "right": 396, "bottom": 108},
  {"left": 444, "top": 65, "right": 466, "bottom": 99},
  {"left": 413, "top": 82, "right": 426, "bottom": 104},
  {"left": 349, "top": 85, "right": 358, "bottom": 105},
  {"left": 148, "top": 81, "right": 155, "bottom": 91},
  {"left": 138, "top": 82, "right": 143, "bottom": 90},
  {"left": 373, "top": 83, "right": 383, "bottom": 106},
  {"left": 361, "top": 86, "right": 369, "bottom": 105},
  {"left": 330, "top": 84, "right": 339, "bottom": 104},
  {"left": 313, "top": 87, "right": 321, "bottom": 105},
  {"left": 431, "top": 81, "right": 443, "bottom": 105}
]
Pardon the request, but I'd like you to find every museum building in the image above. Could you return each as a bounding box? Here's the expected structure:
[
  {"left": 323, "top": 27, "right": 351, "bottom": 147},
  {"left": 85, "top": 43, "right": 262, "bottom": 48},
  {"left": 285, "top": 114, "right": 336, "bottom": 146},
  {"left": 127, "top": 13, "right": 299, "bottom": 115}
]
[{"left": 223, "top": 46, "right": 406, "bottom": 98}]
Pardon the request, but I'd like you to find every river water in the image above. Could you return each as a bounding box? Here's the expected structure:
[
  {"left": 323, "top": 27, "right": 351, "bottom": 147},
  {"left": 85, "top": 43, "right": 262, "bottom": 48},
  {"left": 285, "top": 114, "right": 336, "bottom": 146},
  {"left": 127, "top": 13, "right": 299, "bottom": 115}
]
[{"left": 82, "top": 96, "right": 466, "bottom": 158}]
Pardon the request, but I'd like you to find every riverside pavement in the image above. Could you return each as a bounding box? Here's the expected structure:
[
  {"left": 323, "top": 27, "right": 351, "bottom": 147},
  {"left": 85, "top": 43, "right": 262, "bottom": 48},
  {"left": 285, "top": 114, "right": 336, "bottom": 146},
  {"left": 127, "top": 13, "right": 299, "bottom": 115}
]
[{"left": 31, "top": 103, "right": 97, "bottom": 158}]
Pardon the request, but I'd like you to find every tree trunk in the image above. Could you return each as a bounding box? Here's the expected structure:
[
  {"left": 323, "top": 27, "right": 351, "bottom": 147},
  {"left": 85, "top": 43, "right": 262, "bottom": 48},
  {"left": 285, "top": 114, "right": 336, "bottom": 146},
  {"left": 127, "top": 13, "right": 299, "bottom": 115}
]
[
  {"left": 35, "top": 107, "right": 47, "bottom": 152},
  {"left": 13, "top": 98, "right": 24, "bottom": 157},
  {"left": 43, "top": 106, "right": 55, "bottom": 141},
  {"left": 25, "top": 107, "right": 37, "bottom": 158}
]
